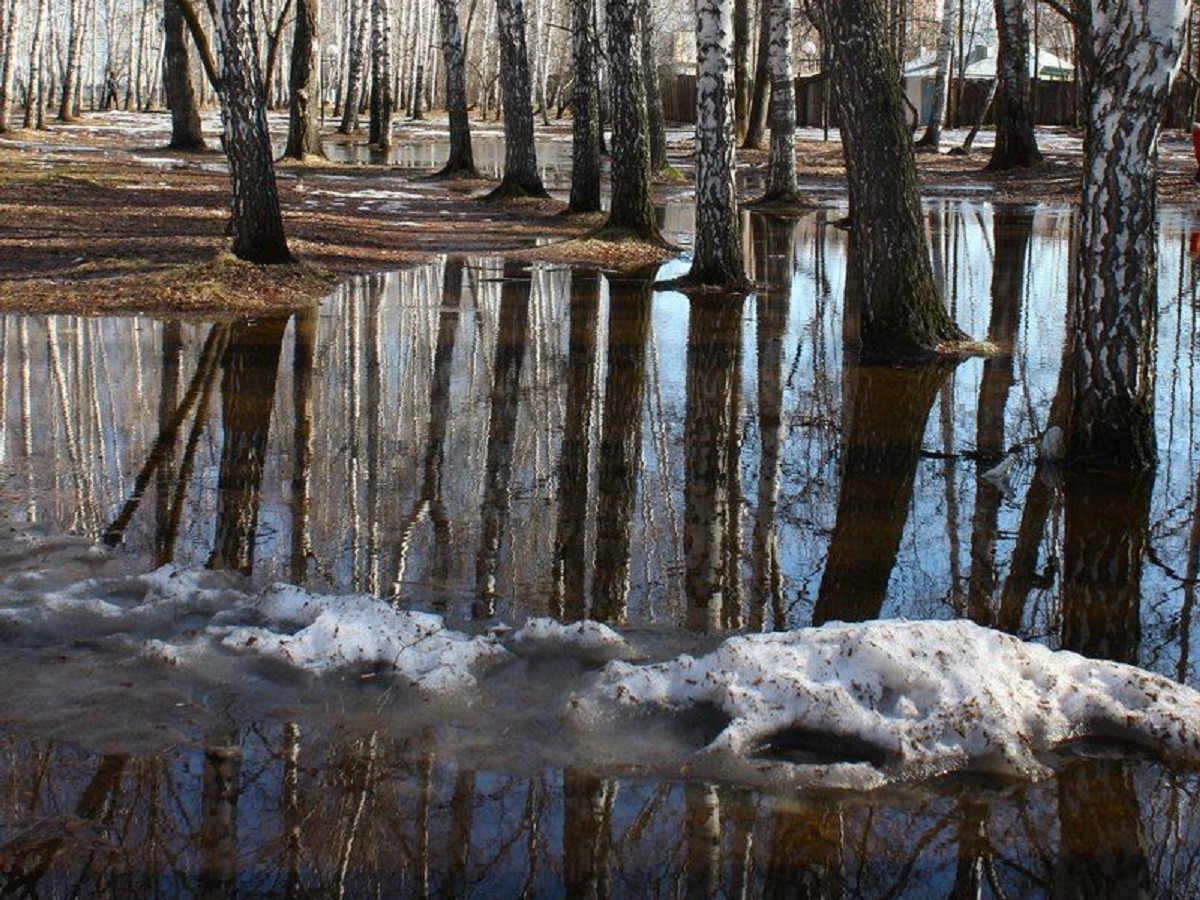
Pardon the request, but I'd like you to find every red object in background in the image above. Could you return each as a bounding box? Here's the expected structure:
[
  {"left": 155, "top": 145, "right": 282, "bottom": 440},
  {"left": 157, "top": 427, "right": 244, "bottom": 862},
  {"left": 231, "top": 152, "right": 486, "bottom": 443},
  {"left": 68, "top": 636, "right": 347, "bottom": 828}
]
[
  {"left": 1192, "top": 123, "right": 1200, "bottom": 168},
  {"left": 1190, "top": 230, "right": 1200, "bottom": 259}
]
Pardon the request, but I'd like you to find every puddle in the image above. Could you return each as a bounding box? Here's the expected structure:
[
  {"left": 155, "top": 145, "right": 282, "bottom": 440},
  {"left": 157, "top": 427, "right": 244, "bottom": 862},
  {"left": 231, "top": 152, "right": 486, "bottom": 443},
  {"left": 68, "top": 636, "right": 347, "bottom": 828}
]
[{"left": 2, "top": 201, "right": 1200, "bottom": 895}]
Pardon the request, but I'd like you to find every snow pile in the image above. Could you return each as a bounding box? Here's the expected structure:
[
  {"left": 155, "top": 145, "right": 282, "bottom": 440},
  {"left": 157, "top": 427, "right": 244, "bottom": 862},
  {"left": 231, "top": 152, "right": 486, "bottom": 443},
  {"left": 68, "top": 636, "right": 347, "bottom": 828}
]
[
  {"left": 574, "top": 619, "right": 1200, "bottom": 789},
  {"left": 510, "top": 617, "right": 633, "bottom": 663},
  {"left": 205, "top": 584, "right": 509, "bottom": 691}
]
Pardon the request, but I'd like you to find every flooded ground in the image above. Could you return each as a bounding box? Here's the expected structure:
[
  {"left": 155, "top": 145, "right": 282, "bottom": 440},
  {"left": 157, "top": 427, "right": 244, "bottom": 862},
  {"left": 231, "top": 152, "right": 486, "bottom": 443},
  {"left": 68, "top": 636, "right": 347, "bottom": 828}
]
[{"left": 1, "top": 202, "right": 1199, "bottom": 896}]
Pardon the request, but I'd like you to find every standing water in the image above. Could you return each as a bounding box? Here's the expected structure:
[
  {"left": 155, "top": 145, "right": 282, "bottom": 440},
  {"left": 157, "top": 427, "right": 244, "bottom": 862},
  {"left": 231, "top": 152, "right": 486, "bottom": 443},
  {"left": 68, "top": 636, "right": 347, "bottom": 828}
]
[{"left": 0, "top": 203, "right": 1197, "bottom": 896}]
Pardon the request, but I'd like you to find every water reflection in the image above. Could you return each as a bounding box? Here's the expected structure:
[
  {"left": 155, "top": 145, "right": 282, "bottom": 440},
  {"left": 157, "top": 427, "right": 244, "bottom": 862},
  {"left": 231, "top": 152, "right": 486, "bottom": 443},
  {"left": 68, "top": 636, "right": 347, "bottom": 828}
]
[
  {"left": 1, "top": 725, "right": 1196, "bottom": 898},
  {"left": 3, "top": 202, "right": 1200, "bottom": 894}
]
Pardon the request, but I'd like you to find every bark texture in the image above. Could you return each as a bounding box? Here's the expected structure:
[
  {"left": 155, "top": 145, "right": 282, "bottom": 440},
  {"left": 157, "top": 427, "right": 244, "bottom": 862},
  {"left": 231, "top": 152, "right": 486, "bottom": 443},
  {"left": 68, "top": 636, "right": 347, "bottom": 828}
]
[
  {"left": 689, "top": 0, "right": 746, "bottom": 286},
  {"left": 568, "top": 0, "right": 601, "bottom": 210},
  {"left": 987, "top": 0, "right": 1042, "bottom": 170},
  {"left": 915, "top": 0, "right": 954, "bottom": 149},
  {"left": 368, "top": 0, "right": 394, "bottom": 148},
  {"left": 163, "top": 0, "right": 206, "bottom": 149},
  {"left": 435, "top": 0, "right": 477, "bottom": 176},
  {"left": 211, "top": 0, "right": 293, "bottom": 262},
  {"left": 486, "top": 0, "right": 549, "bottom": 198},
  {"left": 1066, "top": 0, "right": 1187, "bottom": 470},
  {"left": 284, "top": 0, "right": 322, "bottom": 158},
  {"left": 759, "top": 0, "right": 797, "bottom": 201},
  {"left": 640, "top": 0, "right": 668, "bottom": 171},
  {"left": 0, "top": 0, "right": 17, "bottom": 132},
  {"left": 825, "top": 0, "right": 966, "bottom": 359},
  {"left": 603, "top": 0, "right": 658, "bottom": 237}
]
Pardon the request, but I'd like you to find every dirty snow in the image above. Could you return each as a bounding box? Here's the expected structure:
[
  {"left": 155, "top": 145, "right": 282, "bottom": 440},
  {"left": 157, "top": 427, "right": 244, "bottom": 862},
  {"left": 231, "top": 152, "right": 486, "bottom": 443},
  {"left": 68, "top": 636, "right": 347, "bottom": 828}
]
[
  {"left": 2, "top": 550, "right": 1199, "bottom": 789},
  {"left": 573, "top": 619, "right": 1200, "bottom": 789}
]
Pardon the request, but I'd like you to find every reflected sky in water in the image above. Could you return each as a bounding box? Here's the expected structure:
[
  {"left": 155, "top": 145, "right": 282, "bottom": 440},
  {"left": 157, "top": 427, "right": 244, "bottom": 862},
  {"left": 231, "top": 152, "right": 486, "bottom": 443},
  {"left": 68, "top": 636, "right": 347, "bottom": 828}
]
[{"left": 2, "top": 201, "right": 1200, "bottom": 896}]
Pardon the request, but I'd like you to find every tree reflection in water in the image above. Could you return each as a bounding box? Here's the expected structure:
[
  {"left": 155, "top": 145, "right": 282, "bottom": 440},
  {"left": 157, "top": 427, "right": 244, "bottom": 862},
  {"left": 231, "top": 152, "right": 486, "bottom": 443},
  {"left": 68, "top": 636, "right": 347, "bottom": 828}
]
[{"left": 2, "top": 205, "right": 1200, "bottom": 896}]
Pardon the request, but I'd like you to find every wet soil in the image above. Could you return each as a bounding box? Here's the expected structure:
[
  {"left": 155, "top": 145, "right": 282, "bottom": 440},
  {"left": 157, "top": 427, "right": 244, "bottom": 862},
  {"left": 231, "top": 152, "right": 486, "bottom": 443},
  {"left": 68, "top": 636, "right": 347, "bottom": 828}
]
[{"left": 1, "top": 113, "right": 1196, "bottom": 315}]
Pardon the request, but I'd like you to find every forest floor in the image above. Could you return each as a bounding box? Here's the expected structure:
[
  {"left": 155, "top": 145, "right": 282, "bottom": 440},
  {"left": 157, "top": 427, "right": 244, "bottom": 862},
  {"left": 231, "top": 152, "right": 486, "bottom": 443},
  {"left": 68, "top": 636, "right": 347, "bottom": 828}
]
[{"left": 1, "top": 110, "right": 1197, "bottom": 316}]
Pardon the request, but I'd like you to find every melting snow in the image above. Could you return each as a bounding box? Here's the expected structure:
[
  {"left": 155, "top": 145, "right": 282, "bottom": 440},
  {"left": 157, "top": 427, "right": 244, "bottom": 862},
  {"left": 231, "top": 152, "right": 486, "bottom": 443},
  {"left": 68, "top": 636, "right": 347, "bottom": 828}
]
[
  {"left": 3, "top": 552, "right": 1199, "bottom": 789},
  {"left": 573, "top": 619, "right": 1200, "bottom": 789}
]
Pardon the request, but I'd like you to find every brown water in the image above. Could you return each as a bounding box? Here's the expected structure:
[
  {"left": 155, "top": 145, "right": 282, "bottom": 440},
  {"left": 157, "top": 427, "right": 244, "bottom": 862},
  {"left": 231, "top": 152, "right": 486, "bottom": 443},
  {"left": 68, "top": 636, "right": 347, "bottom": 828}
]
[{"left": 1, "top": 203, "right": 1198, "bottom": 896}]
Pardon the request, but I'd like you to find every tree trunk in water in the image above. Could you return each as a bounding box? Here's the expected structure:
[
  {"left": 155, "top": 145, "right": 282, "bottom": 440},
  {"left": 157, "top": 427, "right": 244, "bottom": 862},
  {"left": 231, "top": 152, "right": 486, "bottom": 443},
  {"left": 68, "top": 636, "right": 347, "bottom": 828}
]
[
  {"left": 825, "top": 0, "right": 967, "bottom": 360},
  {"left": 1066, "top": 0, "right": 1186, "bottom": 470},
  {"left": 758, "top": 0, "right": 797, "bottom": 202},
  {"left": 915, "top": 0, "right": 954, "bottom": 149},
  {"left": 640, "top": 0, "right": 668, "bottom": 171},
  {"left": 163, "top": 0, "right": 206, "bottom": 149},
  {"left": 0, "top": 0, "right": 17, "bottom": 132},
  {"left": 567, "top": 0, "right": 600, "bottom": 210},
  {"left": 684, "top": 298, "right": 745, "bottom": 633},
  {"left": 284, "top": 0, "right": 322, "bottom": 158},
  {"left": 552, "top": 270, "right": 600, "bottom": 620},
  {"left": 562, "top": 773, "right": 614, "bottom": 899},
  {"left": 474, "top": 262, "right": 530, "bottom": 616},
  {"left": 209, "top": 318, "right": 288, "bottom": 573},
  {"left": 339, "top": 0, "right": 368, "bottom": 133},
  {"left": 741, "top": 0, "right": 770, "bottom": 149},
  {"left": 368, "top": 0, "right": 393, "bottom": 148},
  {"left": 485, "top": 0, "right": 549, "bottom": 198},
  {"left": 591, "top": 275, "right": 652, "bottom": 623},
  {"left": 211, "top": 0, "right": 293, "bottom": 263},
  {"left": 688, "top": 0, "right": 746, "bottom": 286},
  {"left": 986, "top": 0, "right": 1041, "bottom": 169},
  {"left": 58, "top": 0, "right": 86, "bottom": 121},
  {"left": 434, "top": 0, "right": 477, "bottom": 176},
  {"left": 812, "top": 360, "right": 953, "bottom": 624},
  {"left": 602, "top": 0, "right": 658, "bottom": 237}
]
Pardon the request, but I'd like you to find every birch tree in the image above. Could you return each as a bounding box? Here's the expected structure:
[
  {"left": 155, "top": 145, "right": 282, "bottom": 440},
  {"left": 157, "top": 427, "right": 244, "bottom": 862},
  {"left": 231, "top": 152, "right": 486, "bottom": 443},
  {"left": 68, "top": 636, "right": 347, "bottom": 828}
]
[
  {"left": 987, "top": 0, "right": 1041, "bottom": 170},
  {"left": 640, "top": 0, "right": 668, "bottom": 173},
  {"left": 756, "top": 0, "right": 798, "bottom": 203},
  {"left": 24, "top": 0, "right": 48, "bottom": 129},
  {"left": 567, "top": 0, "right": 601, "bottom": 210},
  {"left": 58, "top": 0, "right": 87, "bottom": 120},
  {"left": 0, "top": 0, "right": 21, "bottom": 132},
  {"left": 601, "top": 0, "right": 658, "bottom": 237},
  {"left": 338, "top": 0, "right": 368, "bottom": 132},
  {"left": 368, "top": 0, "right": 393, "bottom": 148},
  {"left": 433, "top": 0, "right": 477, "bottom": 176},
  {"left": 485, "top": 0, "right": 548, "bottom": 198},
  {"left": 686, "top": 0, "right": 747, "bottom": 287},
  {"left": 163, "top": 0, "right": 206, "bottom": 149},
  {"left": 1064, "top": 0, "right": 1190, "bottom": 470},
  {"left": 208, "top": 0, "right": 293, "bottom": 262},
  {"left": 823, "top": 0, "right": 969, "bottom": 359},
  {"left": 914, "top": 0, "right": 954, "bottom": 150},
  {"left": 283, "top": 0, "right": 322, "bottom": 157}
]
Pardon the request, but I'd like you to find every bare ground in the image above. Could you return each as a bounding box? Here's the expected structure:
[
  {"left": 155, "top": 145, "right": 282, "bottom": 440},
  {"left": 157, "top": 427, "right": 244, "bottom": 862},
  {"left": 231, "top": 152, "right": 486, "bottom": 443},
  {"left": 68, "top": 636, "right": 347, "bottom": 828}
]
[{"left": 1, "top": 112, "right": 1196, "bottom": 316}]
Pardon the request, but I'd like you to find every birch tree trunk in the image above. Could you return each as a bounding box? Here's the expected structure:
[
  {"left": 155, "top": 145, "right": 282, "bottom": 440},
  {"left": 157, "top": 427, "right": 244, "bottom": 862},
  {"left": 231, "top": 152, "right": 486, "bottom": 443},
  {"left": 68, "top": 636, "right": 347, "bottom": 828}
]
[
  {"left": 338, "top": 0, "right": 368, "bottom": 132},
  {"left": 1065, "top": 0, "right": 1189, "bottom": 470},
  {"left": 639, "top": 0, "right": 668, "bottom": 172},
  {"left": 687, "top": 0, "right": 746, "bottom": 287},
  {"left": 211, "top": 0, "right": 294, "bottom": 262},
  {"left": 741, "top": 2, "right": 770, "bottom": 149},
  {"left": 986, "top": 0, "right": 1041, "bottom": 169},
  {"left": 602, "top": 0, "right": 658, "bottom": 237},
  {"left": 485, "top": 0, "right": 548, "bottom": 197},
  {"left": 163, "top": 0, "right": 206, "bottom": 149},
  {"left": 0, "top": 0, "right": 21, "bottom": 132},
  {"left": 368, "top": 0, "right": 393, "bottom": 147},
  {"left": 915, "top": 0, "right": 954, "bottom": 150},
  {"left": 733, "top": 0, "right": 749, "bottom": 137},
  {"left": 58, "top": 0, "right": 86, "bottom": 120},
  {"left": 24, "top": 0, "right": 48, "bottom": 129},
  {"left": 757, "top": 0, "right": 797, "bottom": 202},
  {"left": 283, "top": 0, "right": 322, "bottom": 157},
  {"left": 825, "top": 0, "right": 967, "bottom": 359},
  {"left": 567, "top": 0, "right": 600, "bottom": 209},
  {"left": 434, "top": 0, "right": 477, "bottom": 175}
]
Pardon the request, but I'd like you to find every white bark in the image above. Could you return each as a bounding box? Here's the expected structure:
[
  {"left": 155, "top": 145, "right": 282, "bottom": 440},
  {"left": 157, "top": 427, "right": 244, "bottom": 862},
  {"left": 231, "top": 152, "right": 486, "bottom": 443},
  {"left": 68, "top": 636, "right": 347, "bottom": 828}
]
[
  {"left": 690, "top": 0, "right": 745, "bottom": 284},
  {"left": 762, "top": 0, "right": 797, "bottom": 199}
]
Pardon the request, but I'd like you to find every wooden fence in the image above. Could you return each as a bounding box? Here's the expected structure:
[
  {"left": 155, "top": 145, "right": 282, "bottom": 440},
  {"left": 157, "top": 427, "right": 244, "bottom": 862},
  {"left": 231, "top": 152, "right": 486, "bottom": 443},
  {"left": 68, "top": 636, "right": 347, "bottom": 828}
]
[{"left": 660, "top": 73, "right": 1199, "bottom": 131}]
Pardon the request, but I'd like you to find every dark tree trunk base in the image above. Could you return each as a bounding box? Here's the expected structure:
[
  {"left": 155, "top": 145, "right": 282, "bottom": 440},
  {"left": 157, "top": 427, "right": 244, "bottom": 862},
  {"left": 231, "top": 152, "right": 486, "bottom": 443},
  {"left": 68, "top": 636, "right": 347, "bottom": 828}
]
[
  {"left": 590, "top": 224, "right": 671, "bottom": 246},
  {"left": 481, "top": 174, "right": 550, "bottom": 201},
  {"left": 662, "top": 270, "right": 753, "bottom": 295},
  {"left": 746, "top": 188, "right": 808, "bottom": 208},
  {"left": 167, "top": 137, "right": 208, "bottom": 151},
  {"left": 428, "top": 162, "right": 483, "bottom": 180}
]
